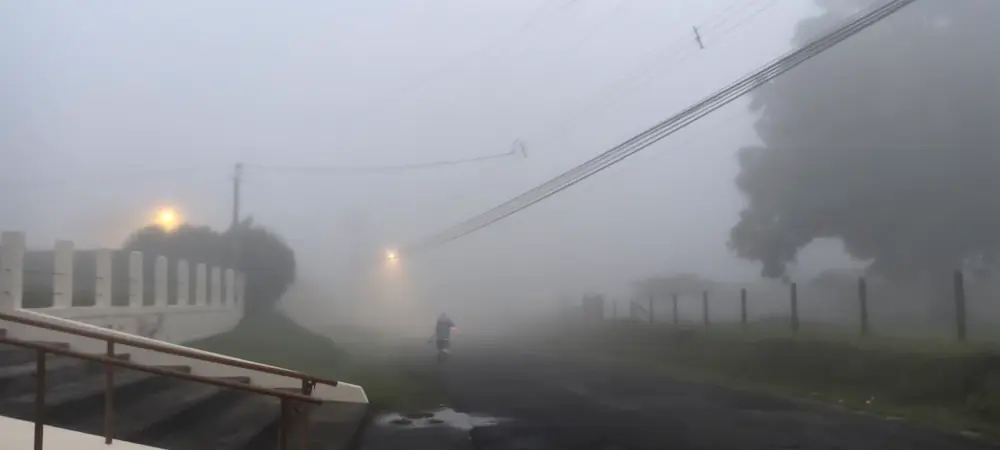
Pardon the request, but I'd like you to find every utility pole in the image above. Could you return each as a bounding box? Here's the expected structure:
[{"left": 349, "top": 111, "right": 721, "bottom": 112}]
[
  {"left": 229, "top": 162, "right": 243, "bottom": 269},
  {"left": 231, "top": 162, "right": 243, "bottom": 230},
  {"left": 692, "top": 26, "right": 705, "bottom": 50}
]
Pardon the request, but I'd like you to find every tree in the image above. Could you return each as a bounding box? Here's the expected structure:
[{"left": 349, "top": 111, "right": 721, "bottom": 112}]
[
  {"left": 729, "top": 0, "right": 1000, "bottom": 284},
  {"left": 122, "top": 217, "right": 296, "bottom": 318}
]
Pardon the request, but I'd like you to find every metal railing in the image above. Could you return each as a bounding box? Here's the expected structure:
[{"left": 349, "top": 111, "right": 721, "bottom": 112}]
[{"left": 0, "top": 310, "right": 338, "bottom": 449}]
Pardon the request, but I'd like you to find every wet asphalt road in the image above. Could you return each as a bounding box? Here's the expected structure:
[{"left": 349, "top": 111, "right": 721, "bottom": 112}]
[{"left": 361, "top": 341, "right": 997, "bottom": 450}]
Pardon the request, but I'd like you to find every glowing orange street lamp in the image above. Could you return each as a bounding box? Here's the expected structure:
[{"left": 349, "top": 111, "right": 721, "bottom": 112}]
[{"left": 154, "top": 207, "right": 181, "bottom": 232}]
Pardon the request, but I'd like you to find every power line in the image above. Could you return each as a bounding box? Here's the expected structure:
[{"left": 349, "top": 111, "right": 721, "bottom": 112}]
[
  {"left": 1, "top": 144, "right": 525, "bottom": 192},
  {"left": 244, "top": 144, "right": 525, "bottom": 176},
  {"left": 524, "top": 0, "right": 785, "bottom": 147},
  {"left": 701, "top": 0, "right": 777, "bottom": 32},
  {"left": 403, "top": 0, "right": 919, "bottom": 255},
  {"left": 356, "top": 1, "right": 574, "bottom": 120},
  {"left": 703, "top": 0, "right": 782, "bottom": 43},
  {"left": 0, "top": 166, "right": 224, "bottom": 190},
  {"left": 699, "top": 0, "right": 772, "bottom": 30}
]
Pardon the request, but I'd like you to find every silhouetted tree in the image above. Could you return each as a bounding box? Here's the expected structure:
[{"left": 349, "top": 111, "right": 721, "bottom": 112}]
[
  {"left": 730, "top": 0, "right": 1000, "bottom": 286},
  {"left": 122, "top": 217, "right": 296, "bottom": 318}
]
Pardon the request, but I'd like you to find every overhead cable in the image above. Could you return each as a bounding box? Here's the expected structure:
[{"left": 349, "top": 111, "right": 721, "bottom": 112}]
[
  {"left": 245, "top": 143, "right": 526, "bottom": 176},
  {"left": 403, "top": 0, "right": 919, "bottom": 254}
]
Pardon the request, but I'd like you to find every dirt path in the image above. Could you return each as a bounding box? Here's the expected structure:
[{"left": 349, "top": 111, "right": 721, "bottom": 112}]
[{"left": 359, "top": 340, "right": 997, "bottom": 450}]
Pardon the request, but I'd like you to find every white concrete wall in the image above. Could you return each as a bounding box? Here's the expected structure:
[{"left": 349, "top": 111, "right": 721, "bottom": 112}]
[
  {"left": 0, "top": 231, "right": 243, "bottom": 345},
  {"left": 0, "top": 230, "right": 368, "bottom": 405}
]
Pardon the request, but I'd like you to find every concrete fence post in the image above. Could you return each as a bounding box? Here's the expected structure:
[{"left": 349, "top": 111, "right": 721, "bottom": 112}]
[
  {"left": 224, "top": 269, "right": 235, "bottom": 306},
  {"left": 53, "top": 240, "right": 74, "bottom": 308},
  {"left": 94, "top": 249, "right": 112, "bottom": 308},
  {"left": 154, "top": 256, "right": 168, "bottom": 307},
  {"left": 0, "top": 231, "right": 26, "bottom": 310},
  {"left": 177, "top": 260, "right": 190, "bottom": 306},
  {"left": 128, "top": 251, "right": 143, "bottom": 308},
  {"left": 210, "top": 267, "right": 222, "bottom": 306},
  {"left": 195, "top": 264, "right": 207, "bottom": 306}
]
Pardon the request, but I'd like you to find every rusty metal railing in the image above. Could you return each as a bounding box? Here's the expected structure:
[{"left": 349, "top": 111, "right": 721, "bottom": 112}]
[{"left": 0, "top": 310, "right": 334, "bottom": 449}]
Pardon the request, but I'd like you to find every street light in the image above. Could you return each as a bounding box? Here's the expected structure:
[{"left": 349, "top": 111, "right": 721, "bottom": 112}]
[
  {"left": 154, "top": 207, "right": 181, "bottom": 232},
  {"left": 386, "top": 249, "right": 399, "bottom": 263}
]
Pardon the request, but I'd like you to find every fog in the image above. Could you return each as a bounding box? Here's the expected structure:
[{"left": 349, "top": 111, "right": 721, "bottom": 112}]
[{"left": 5, "top": 0, "right": 991, "bottom": 338}]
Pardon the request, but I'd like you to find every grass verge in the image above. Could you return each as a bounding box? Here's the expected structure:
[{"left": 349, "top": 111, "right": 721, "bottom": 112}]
[
  {"left": 540, "top": 320, "right": 1000, "bottom": 440},
  {"left": 190, "top": 312, "right": 441, "bottom": 411}
]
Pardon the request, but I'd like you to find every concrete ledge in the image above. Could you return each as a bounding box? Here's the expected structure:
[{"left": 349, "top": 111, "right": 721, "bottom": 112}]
[{"left": 3, "top": 416, "right": 165, "bottom": 449}]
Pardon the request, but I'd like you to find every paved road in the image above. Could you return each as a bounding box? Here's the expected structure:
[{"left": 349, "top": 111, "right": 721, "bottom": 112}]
[{"left": 361, "top": 341, "right": 997, "bottom": 450}]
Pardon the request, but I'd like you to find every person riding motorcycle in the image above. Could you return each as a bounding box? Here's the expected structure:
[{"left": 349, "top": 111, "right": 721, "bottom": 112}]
[{"left": 431, "top": 313, "right": 455, "bottom": 353}]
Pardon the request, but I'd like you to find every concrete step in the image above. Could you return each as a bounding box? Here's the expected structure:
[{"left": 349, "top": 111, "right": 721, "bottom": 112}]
[
  {"left": 68, "top": 380, "right": 226, "bottom": 441},
  {"left": 133, "top": 387, "right": 248, "bottom": 443},
  {"left": 0, "top": 356, "right": 95, "bottom": 398},
  {"left": 0, "top": 365, "right": 183, "bottom": 424},
  {"left": 144, "top": 392, "right": 281, "bottom": 450},
  {"left": 0, "top": 341, "right": 71, "bottom": 366}
]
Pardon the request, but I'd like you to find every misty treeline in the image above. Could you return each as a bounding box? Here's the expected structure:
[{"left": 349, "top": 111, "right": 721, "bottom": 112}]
[
  {"left": 728, "top": 0, "right": 1000, "bottom": 302},
  {"left": 122, "top": 217, "right": 296, "bottom": 318}
]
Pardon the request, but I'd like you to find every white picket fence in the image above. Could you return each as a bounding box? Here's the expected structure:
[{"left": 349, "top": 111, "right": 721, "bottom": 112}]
[{"left": 0, "top": 230, "right": 244, "bottom": 344}]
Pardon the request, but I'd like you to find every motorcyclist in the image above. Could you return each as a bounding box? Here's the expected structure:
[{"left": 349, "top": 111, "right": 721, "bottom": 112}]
[{"left": 431, "top": 313, "right": 455, "bottom": 352}]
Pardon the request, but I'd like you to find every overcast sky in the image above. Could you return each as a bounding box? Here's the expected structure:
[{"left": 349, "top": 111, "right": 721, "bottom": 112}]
[{"left": 2, "top": 0, "right": 867, "bottom": 327}]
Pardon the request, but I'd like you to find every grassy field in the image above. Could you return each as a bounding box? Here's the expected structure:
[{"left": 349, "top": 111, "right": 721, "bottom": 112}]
[
  {"left": 535, "top": 319, "right": 1000, "bottom": 439},
  {"left": 190, "top": 312, "right": 441, "bottom": 411}
]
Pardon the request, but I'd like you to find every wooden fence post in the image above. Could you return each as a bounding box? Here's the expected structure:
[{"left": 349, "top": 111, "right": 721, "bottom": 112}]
[
  {"left": 954, "top": 270, "right": 966, "bottom": 343},
  {"left": 858, "top": 277, "right": 869, "bottom": 336},
  {"left": 702, "top": 291, "right": 710, "bottom": 330},
  {"left": 790, "top": 282, "right": 799, "bottom": 334},
  {"left": 672, "top": 294, "right": 679, "bottom": 326},
  {"left": 740, "top": 288, "right": 748, "bottom": 330}
]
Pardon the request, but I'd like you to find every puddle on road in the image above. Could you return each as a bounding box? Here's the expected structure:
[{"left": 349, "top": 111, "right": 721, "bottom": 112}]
[{"left": 374, "top": 407, "right": 505, "bottom": 430}]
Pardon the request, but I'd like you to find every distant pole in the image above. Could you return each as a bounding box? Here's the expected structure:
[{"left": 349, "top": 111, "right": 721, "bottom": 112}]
[
  {"left": 648, "top": 294, "right": 654, "bottom": 324},
  {"left": 858, "top": 277, "right": 869, "bottom": 337},
  {"left": 702, "top": 291, "right": 710, "bottom": 330},
  {"left": 229, "top": 162, "right": 243, "bottom": 269},
  {"left": 790, "top": 282, "right": 799, "bottom": 334},
  {"left": 672, "top": 293, "right": 679, "bottom": 326},
  {"left": 231, "top": 162, "right": 243, "bottom": 230},
  {"left": 954, "top": 270, "right": 967, "bottom": 343},
  {"left": 692, "top": 26, "right": 705, "bottom": 49},
  {"left": 740, "top": 288, "right": 748, "bottom": 330}
]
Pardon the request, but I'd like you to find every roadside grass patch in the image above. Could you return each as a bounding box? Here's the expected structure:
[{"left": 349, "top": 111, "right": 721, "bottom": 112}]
[
  {"left": 191, "top": 311, "right": 348, "bottom": 375},
  {"left": 190, "top": 313, "right": 441, "bottom": 411},
  {"left": 543, "top": 320, "right": 1000, "bottom": 439}
]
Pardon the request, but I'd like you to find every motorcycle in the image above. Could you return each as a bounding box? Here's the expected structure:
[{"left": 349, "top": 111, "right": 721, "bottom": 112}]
[
  {"left": 437, "top": 338, "right": 450, "bottom": 363},
  {"left": 430, "top": 337, "right": 451, "bottom": 363}
]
